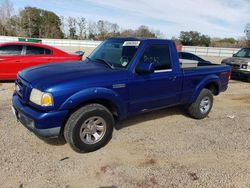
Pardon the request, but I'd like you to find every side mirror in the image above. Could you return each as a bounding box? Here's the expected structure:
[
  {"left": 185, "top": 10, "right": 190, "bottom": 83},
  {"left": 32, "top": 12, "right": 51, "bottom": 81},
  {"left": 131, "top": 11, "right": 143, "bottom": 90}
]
[
  {"left": 232, "top": 54, "right": 236, "bottom": 57},
  {"left": 75, "top": 51, "right": 85, "bottom": 57},
  {"left": 136, "top": 62, "right": 154, "bottom": 74}
]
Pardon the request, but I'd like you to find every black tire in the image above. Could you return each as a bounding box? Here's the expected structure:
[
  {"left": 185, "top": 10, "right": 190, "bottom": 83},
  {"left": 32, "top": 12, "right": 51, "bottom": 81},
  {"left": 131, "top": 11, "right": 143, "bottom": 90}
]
[
  {"left": 188, "top": 89, "right": 213, "bottom": 119},
  {"left": 64, "top": 104, "right": 114, "bottom": 153}
]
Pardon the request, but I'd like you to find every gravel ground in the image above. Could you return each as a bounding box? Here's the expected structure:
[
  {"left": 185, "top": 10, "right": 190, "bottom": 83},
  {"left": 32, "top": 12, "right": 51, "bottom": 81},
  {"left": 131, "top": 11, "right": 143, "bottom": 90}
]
[{"left": 0, "top": 79, "right": 250, "bottom": 188}]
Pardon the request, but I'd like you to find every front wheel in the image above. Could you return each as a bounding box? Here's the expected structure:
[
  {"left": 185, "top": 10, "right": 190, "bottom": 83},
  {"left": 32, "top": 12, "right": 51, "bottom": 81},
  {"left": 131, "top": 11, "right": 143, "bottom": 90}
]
[
  {"left": 64, "top": 104, "right": 114, "bottom": 153},
  {"left": 187, "top": 89, "right": 213, "bottom": 119}
]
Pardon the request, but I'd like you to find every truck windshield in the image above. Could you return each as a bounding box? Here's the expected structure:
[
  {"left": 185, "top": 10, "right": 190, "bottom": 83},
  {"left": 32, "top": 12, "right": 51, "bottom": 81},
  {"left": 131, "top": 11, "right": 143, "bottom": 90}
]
[
  {"left": 88, "top": 39, "right": 141, "bottom": 68},
  {"left": 234, "top": 48, "right": 250, "bottom": 58}
]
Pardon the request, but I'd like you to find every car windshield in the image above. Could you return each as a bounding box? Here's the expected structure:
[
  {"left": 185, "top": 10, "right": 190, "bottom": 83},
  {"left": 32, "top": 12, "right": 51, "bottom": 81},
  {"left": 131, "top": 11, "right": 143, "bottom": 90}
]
[
  {"left": 88, "top": 39, "right": 141, "bottom": 68},
  {"left": 234, "top": 48, "right": 250, "bottom": 58}
]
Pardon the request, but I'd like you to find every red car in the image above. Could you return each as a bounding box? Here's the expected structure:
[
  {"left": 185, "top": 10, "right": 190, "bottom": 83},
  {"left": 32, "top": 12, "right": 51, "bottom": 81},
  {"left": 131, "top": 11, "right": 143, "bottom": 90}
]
[{"left": 0, "top": 42, "right": 83, "bottom": 80}]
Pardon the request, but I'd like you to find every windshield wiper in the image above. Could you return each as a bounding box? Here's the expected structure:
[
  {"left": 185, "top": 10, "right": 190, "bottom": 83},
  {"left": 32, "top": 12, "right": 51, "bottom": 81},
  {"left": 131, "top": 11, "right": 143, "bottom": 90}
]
[
  {"left": 93, "top": 58, "right": 114, "bottom": 69},
  {"left": 86, "top": 57, "right": 92, "bottom": 61}
]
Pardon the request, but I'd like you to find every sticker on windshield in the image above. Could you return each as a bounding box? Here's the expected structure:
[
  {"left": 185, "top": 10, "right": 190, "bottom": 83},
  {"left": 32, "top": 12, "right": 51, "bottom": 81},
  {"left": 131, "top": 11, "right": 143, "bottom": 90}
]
[{"left": 123, "top": 41, "right": 141, "bottom": 47}]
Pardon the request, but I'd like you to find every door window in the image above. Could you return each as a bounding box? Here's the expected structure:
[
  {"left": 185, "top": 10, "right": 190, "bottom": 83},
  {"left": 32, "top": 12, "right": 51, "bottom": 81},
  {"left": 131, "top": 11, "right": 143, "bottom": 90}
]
[
  {"left": 26, "top": 46, "right": 52, "bottom": 55},
  {"left": 0, "top": 45, "right": 23, "bottom": 56},
  {"left": 235, "top": 48, "right": 250, "bottom": 58},
  {"left": 140, "top": 44, "right": 172, "bottom": 71},
  {"left": 180, "top": 52, "right": 194, "bottom": 60}
]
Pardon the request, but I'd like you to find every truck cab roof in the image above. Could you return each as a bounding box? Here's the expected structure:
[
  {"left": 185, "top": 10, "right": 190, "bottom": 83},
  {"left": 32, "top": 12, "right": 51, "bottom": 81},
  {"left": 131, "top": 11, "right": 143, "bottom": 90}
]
[{"left": 108, "top": 37, "right": 170, "bottom": 42}]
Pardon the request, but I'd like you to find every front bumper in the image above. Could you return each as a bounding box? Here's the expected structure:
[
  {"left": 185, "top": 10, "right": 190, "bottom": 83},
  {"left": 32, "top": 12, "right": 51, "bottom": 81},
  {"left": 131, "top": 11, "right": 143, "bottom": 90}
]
[
  {"left": 12, "top": 94, "right": 68, "bottom": 138},
  {"left": 231, "top": 69, "right": 250, "bottom": 79}
]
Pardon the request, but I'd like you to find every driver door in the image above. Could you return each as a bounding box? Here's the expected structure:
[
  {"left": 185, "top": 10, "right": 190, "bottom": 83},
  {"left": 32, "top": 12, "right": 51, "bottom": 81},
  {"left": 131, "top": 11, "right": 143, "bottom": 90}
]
[{"left": 128, "top": 43, "right": 182, "bottom": 113}]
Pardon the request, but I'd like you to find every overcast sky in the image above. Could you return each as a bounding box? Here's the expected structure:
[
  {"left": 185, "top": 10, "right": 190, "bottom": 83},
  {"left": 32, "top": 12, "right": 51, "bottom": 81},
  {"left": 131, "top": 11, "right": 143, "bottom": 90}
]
[{"left": 11, "top": 0, "right": 250, "bottom": 38}]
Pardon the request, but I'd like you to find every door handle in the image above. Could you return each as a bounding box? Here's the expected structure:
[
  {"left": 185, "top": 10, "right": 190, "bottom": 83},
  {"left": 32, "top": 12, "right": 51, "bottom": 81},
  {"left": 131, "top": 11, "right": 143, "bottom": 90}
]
[{"left": 168, "top": 76, "right": 177, "bottom": 81}]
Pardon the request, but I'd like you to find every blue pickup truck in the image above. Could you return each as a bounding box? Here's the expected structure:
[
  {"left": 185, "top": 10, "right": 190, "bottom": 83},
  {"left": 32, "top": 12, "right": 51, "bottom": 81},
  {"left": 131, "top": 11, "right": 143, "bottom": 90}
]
[{"left": 12, "top": 38, "right": 231, "bottom": 152}]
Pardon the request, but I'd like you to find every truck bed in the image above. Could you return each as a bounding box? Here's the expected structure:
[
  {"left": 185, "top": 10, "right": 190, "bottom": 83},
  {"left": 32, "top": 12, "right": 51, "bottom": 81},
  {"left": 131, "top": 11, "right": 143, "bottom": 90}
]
[{"left": 179, "top": 63, "right": 231, "bottom": 104}]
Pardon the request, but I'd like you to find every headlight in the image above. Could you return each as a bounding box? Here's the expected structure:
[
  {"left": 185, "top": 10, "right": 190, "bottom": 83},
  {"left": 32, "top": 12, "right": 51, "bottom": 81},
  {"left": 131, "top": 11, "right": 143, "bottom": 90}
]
[
  {"left": 30, "top": 88, "right": 54, "bottom": 106},
  {"left": 242, "top": 64, "right": 247, "bottom": 69}
]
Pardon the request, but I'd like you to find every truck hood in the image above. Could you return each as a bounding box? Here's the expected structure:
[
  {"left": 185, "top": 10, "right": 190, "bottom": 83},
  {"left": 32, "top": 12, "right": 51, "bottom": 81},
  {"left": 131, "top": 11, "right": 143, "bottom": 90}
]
[
  {"left": 19, "top": 61, "right": 125, "bottom": 89},
  {"left": 222, "top": 57, "right": 250, "bottom": 65}
]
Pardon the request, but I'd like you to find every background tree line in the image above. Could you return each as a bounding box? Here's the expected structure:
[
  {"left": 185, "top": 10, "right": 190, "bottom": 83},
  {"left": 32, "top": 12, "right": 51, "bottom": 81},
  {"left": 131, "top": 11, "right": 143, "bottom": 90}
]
[
  {"left": 0, "top": 0, "right": 160, "bottom": 40},
  {"left": 172, "top": 30, "right": 250, "bottom": 48},
  {"left": 0, "top": 0, "right": 249, "bottom": 47}
]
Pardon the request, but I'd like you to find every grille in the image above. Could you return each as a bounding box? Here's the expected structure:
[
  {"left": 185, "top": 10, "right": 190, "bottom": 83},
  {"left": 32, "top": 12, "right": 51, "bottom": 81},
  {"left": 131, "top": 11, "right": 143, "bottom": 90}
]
[
  {"left": 16, "top": 78, "right": 24, "bottom": 99},
  {"left": 15, "top": 77, "right": 29, "bottom": 102},
  {"left": 226, "top": 63, "right": 240, "bottom": 69}
]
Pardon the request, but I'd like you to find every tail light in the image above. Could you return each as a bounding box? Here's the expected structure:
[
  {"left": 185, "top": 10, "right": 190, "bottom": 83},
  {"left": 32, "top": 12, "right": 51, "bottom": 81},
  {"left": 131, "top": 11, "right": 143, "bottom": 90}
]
[
  {"left": 228, "top": 71, "right": 231, "bottom": 80},
  {"left": 220, "top": 71, "right": 231, "bottom": 80}
]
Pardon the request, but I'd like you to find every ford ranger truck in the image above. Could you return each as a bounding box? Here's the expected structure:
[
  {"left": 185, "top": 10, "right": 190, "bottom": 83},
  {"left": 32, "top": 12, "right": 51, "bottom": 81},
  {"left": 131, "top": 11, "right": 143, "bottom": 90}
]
[
  {"left": 221, "top": 48, "right": 250, "bottom": 82},
  {"left": 12, "top": 38, "right": 231, "bottom": 153}
]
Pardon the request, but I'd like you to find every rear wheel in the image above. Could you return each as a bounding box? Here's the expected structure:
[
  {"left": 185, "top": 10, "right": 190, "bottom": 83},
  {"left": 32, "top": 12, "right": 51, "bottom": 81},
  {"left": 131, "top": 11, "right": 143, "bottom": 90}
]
[
  {"left": 188, "top": 89, "right": 213, "bottom": 119},
  {"left": 64, "top": 104, "right": 114, "bottom": 153}
]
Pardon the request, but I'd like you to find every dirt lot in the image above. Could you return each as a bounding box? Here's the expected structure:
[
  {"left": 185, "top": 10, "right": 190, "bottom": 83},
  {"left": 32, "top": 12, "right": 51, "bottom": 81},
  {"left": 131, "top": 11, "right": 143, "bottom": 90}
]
[{"left": 0, "top": 79, "right": 250, "bottom": 188}]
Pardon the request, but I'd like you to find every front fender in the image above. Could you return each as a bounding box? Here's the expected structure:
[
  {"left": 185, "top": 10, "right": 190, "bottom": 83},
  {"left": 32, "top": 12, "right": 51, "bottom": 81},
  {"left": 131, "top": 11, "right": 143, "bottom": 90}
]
[
  {"left": 59, "top": 87, "right": 127, "bottom": 118},
  {"left": 190, "top": 74, "right": 221, "bottom": 103}
]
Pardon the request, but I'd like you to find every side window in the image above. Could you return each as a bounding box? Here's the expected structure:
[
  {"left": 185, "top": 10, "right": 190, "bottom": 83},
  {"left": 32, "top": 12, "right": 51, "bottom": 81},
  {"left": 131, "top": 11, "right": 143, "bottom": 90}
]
[
  {"left": 140, "top": 44, "right": 171, "bottom": 71},
  {"left": 181, "top": 53, "right": 194, "bottom": 60},
  {"left": 26, "top": 46, "right": 52, "bottom": 55},
  {"left": 45, "top": 48, "right": 52, "bottom": 55},
  {"left": 0, "top": 45, "right": 23, "bottom": 56},
  {"left": 195, "top": 55, "right": 204, "bottom": 62},
  {"left": 178, "top": 52, "right": 182, "bottom": 59},
  {"left": 236, "top": 49, "right": 250, "bottom": 58}
]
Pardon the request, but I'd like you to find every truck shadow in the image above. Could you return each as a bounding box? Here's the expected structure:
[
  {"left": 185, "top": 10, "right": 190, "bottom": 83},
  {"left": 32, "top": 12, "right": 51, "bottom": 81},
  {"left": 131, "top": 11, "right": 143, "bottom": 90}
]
[
  {"left": 38, "top": 136, "right": 66, "bottom": 146},
  {"left": 41, "top": 106, "right": 189, "bottom": 146},
  {"left": 115, "top": 106, "right": 188, "bottom": 130}
]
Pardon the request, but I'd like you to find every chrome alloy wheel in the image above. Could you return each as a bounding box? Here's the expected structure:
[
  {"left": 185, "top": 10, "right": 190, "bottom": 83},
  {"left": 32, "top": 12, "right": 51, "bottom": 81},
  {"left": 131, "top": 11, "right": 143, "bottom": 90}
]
[
  {"left": 199, "top": 97, "right": 211, "bottom": 114},
  {"left": 79, "top": 116, "right": 107, "bottom": 144}
]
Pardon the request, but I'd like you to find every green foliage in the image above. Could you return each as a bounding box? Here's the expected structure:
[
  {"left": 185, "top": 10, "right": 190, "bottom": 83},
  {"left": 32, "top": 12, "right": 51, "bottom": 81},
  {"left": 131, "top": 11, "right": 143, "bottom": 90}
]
[
  {"left": 0, "top": 1, "right": 157, "bottom": 40},
  {"left": 210, "top": 38, "right": 239, "bottom": 48},
  {"left": 0, "top": 0, "right": 158, "bottom": 40},
  {"left": 0, "top": 22, "right": 8, "bottom": 35},
  {"left": 179, "top": 31, "right": 211, "bottom": 47},
  {"left": 136, "top": 25, "right": 156, "bottom": 38},
  {"left": 20, "top": 7, "right": 63, "bottom": 38},
  {"left": 20, "top": 7, "right": 41, "bottom": 37},
  {"left": 92, "top": 21, "right": 156, "bottom": 40},
  {"left": 40, "top": 10, "right": 63, "bottom": 38},
  {"left": 219, "top": 38, "right": 236, "bottom": 43}
]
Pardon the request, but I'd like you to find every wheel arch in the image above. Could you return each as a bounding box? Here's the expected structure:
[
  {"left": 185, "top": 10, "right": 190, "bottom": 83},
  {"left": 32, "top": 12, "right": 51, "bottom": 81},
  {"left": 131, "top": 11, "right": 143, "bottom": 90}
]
[
  {"left": 68, "top": 98, "right": 121, "bottom": 121},
  {"left": 58, "top": 87, "right": 127, "bottom": 136},
  {"left": 190, "top": 75, "right": 221, "bottom": 104},
  {"left": 204, "top": 81, "right": 219, "bottom": 96}
]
